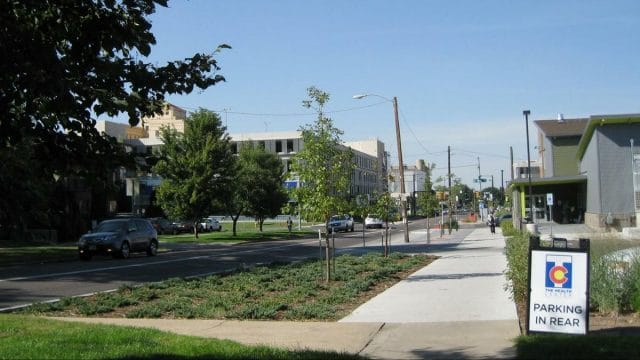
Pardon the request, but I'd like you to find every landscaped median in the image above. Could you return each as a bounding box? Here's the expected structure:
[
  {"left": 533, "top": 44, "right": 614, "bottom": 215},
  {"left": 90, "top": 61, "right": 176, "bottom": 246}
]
[
  {"left": 2, "top": 252, "right": 434, "bottom": 359},
  {"left": 501, "top": 221, "right": 640, "bottom": 359}
]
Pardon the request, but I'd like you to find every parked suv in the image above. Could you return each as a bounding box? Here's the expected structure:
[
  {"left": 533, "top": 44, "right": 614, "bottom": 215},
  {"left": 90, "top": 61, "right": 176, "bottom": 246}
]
[
  {"left": 327, "top": 214, "right": 354, "bottom": 233},
  {"left": 78, "top": 218, "right": 158, "bottom": 260}
]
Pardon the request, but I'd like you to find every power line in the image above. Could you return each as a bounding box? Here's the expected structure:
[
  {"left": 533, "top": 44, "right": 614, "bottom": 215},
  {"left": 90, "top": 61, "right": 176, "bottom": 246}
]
[
  {"left": 453, "top": 148, "right": 510, "bottom": 159},
  {"left": 174, "top": 101, "right": 389, "bottom": 117}
]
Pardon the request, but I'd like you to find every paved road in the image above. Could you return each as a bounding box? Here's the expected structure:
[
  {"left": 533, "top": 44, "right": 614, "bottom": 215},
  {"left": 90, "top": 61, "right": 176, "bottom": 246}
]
[
  {"left": 0, "top": 222, "right": 425, "bottom": 311},
  {"left": 54, "top": 223, "right": 520, "bottom": 359}
]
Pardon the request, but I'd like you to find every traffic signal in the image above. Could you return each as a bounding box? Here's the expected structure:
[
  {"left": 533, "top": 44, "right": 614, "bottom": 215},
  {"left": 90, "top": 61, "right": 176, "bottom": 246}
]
[{"left": 474, "top": 191, "right": 480, "bottom": 199}]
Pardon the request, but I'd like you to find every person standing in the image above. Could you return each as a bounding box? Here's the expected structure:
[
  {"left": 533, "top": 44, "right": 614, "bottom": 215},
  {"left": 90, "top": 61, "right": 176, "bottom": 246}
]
[
  {"left": 489, "top": 213, "right": 496, "bottom": 234},
  {"left": 286, "top": 216, "right": 293, "bottom": 234}
]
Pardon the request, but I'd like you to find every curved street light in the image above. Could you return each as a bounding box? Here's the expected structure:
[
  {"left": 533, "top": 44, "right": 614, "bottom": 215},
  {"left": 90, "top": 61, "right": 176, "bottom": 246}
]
[{"left": 353, "top": 93, "right": 409, "bottom": 243}]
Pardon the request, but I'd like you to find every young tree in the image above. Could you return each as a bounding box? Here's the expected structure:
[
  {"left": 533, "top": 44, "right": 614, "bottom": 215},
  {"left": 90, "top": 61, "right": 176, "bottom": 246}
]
[
  {"left": 416, "top": 164, "right": 438, "bottom": 217},
  {"left": 153, "top": 109, "right": 234, "bottom": 238},
  {"left": 0, "top": 1, "right": 228, "bottom": 235},
  {"left": 224, "top": 144, "right": 288, "bottom": 235},
  {"left": 290, "top": 87, "right": 354, "bottom": 226}
]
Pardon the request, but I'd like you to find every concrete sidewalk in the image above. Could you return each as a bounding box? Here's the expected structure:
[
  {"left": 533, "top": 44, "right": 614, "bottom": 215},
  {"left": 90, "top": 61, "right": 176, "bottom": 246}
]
[
  {"left": 341, "top": 225, "right": 520, "bottom": 359},
  {"left": 54, "top": 225, "right": 521, "bottom": 359}
]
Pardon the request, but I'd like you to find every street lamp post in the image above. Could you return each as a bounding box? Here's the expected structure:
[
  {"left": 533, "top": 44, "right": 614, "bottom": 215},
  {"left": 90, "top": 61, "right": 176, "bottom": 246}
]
[
  {"left": 524, "top": 110, "right": 534, "bottom": 223},
  {"left": 354, "top": 94, "right": 410, "bottom": 243}
]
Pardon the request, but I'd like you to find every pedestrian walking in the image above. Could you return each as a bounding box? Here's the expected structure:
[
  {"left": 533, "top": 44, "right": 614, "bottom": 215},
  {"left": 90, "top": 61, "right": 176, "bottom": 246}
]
[
  {"left": 286, "top": 216, "right": 293, "bottom": 234},
  {"left": 489, "top": 213, "right": 496, "bottom": 234}
]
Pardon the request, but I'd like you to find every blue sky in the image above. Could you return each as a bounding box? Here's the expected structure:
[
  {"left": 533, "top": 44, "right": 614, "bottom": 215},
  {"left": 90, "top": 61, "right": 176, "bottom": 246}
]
[{"left": 132, "top": 0, "right": 640, "bottom": 187}]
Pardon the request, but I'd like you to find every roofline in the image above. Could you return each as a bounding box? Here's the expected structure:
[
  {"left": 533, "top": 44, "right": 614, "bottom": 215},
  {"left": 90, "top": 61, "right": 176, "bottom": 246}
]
[
  {"left": 509, "top": 175, "right": 587, "bottom": 188},
  {"left": 576, "top": 114, "right": 640, "bottom": 161}
]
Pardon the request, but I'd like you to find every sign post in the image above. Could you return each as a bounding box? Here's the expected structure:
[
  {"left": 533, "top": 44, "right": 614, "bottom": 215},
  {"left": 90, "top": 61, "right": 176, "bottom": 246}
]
[
  {"left": 527, "top": 236, "right": 590, "bottom": 335},
  {"left": 546, "top": 193, "right": 554, "bottom": 236}
]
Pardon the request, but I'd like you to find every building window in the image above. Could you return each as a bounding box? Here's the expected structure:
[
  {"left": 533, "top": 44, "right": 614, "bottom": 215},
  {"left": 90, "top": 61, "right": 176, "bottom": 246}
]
[
  {"left": 231, "top": 143, "right": 238, "bottom": 154},
  {"left": 287, "top": 139, "right": 294, "bottom": 153},
  {"left": 258, "top": 141, "right": 266, "bottom": 150},
  {"left": 276, "top": 141, "right": 283, "bottom": 153}
]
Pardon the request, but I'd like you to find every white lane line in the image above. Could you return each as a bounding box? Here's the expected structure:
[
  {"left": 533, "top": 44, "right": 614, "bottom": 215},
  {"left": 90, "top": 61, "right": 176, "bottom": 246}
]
[{"left": 0, "top": 239, "right": 319, "bottom": 282}]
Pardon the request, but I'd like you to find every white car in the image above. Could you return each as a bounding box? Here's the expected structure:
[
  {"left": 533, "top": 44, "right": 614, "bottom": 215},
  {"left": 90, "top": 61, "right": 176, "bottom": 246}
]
[
  {"left": 199, "top": 217, "right": 222, "bottom": 232},
  {"left": 365, "top": 215, "right": 385, "bottom": 229}
]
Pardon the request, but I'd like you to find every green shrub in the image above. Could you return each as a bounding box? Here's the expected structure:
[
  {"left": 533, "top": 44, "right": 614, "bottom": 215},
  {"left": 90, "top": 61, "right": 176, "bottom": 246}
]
[
  {"left": 590, "top": 256, "right": 625, "bottom": 313},
  {"left": 590, "top": 245, "right": 640, "bottom": 314},
  {"left": 503, "top": 230, "right": 529, "bottom": 304},
  {"left": 501, "top": 220, "right": 517, "bottom": 237}
]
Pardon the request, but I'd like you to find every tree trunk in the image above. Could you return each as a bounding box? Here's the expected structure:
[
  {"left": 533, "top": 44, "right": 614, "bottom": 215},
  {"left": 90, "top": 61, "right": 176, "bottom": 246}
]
[{"left": 231, "top": 213, "right": 241, "bottom": 237}]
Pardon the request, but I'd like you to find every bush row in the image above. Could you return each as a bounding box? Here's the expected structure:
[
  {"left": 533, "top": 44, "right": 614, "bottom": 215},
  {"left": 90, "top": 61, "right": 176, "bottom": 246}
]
[{"left": 502, "top": 221, "right": 640, "bottom": 314}]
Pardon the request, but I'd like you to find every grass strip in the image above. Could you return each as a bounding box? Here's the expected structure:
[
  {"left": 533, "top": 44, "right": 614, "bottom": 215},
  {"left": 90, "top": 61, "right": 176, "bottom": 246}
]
[
  {"left": 0, "top": 314, "right": 362, "bottom": 359},
  {"left": 516, "top": 333, "right": 640, "bottom": 359}
]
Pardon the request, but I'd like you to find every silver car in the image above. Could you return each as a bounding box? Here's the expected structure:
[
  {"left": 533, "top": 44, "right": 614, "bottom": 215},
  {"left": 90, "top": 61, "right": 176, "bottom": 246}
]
[
  {"left": 78, "top": 218, "right": 158, "bottom": 260},
  {"left": 327, "top": 214, "right": 354, "bottom": 233}
]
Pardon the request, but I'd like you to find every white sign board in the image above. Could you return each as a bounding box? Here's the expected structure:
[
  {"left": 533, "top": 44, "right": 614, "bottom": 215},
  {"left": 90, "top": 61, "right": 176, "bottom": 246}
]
[
  {"left": 528, "top": 249, "right": 589, "bottom": 334},
  {"left": 546, "top": 193, "right": 554, "bottom": 206}
]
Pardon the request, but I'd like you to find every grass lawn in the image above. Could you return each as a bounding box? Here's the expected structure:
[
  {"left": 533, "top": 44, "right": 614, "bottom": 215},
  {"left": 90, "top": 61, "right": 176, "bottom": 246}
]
[
  {"left": 159, "top": 220, "right": 318, "bottom": 244},
  {"left": 0, "top": 241, "right": 78, "bottom": 267},
  {"left": 20, "top": 253, "right": 434, "bottom": 320},
  {"left": 0, "top": 314, "right": 362, "bottom": 360},
  {"left": 160, "top": 228, "right": 316, "bottom": 244}
]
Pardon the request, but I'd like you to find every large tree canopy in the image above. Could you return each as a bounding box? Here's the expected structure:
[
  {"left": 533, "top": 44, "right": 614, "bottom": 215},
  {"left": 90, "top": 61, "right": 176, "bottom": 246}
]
[
  {"left": 1, "top": 0, "right": 227, "bottom": 157},
  {"left": 153, "top": 109, "right": 234, "bottom": 236},
  {"left": 239, "top": 144, "right": 288, "bottom": 232},
  {"left": 0, "top": 0, "right": 228, "bottom": 233}
]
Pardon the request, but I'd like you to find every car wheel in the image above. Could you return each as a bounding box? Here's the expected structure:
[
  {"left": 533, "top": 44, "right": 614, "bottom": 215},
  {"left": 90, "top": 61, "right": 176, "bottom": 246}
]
[
  {"left": 217, "top": 226, "right": 222, "bottom": 232},
  {"left": 79, "top": 251, "right": 92, "bottom": 261},
  {"left": 146, "top": 240, "right": 158, "bottom": 256},
  {"left": 350, "top": 225, "right": 354, "bottom": 232},
  {"left": 115, "top": 241, "right": 130, "bottom": 259}
]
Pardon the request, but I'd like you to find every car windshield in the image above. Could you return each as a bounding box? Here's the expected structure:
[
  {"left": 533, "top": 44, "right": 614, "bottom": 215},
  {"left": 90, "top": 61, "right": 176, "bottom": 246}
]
[
  {"left": 94, "top": 220, "right": 127, "bottom": 233},
  {"left": 330, "top": 216, "right": 341, "bottom": 221}
]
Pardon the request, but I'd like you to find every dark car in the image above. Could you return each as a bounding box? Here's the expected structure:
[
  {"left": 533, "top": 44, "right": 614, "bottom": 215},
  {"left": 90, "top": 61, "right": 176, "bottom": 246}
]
[
  {"left": 78, "top": 218, "right": 158, "bottom": 260},
  {"left": 149, "top": 217, "right": 178, "bottom": 235},
  {"left": 495, "top": 214, "right": 512, "bottom": 226},
  {"left": 172, "top": 220, "right": 194, "bottom": 234}
]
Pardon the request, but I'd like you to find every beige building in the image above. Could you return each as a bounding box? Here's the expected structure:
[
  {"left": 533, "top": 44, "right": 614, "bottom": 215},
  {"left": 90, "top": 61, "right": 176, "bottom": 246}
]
[
  {"left": 95, "top": 120, "right": 147, "bottom": 141},
  {"left": 142, "top": 103, "right": 187, "bottom": 139},
  {"left": 229, "top": 132, "right": 388, "bottom": 199}
]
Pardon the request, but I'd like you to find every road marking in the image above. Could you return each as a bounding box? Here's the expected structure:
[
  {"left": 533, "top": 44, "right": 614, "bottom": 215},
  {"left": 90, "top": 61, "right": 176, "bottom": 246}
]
[{"left": 0, "top": 240, "right": 319, "bottom": 282}]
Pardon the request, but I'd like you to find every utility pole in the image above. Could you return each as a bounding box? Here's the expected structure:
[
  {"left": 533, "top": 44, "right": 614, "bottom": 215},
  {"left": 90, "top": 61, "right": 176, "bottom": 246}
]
[
  {"left": 510, "top": 146, "right": 514, "bottom": 180},
  {"left": 448, "top": 146, "right": 452, "bottom": 231},
  {"left": 477, "top": 157, "right": 481, "bottom": 213},
  {"left": 501, "top": 169, "right": 504, "bottom": 206},
  {"left": 393, "top": 97, "right": 410, "bottom": 243},
  {"left": 524, "top": 110, "right": 534, "bottom": 223}
]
